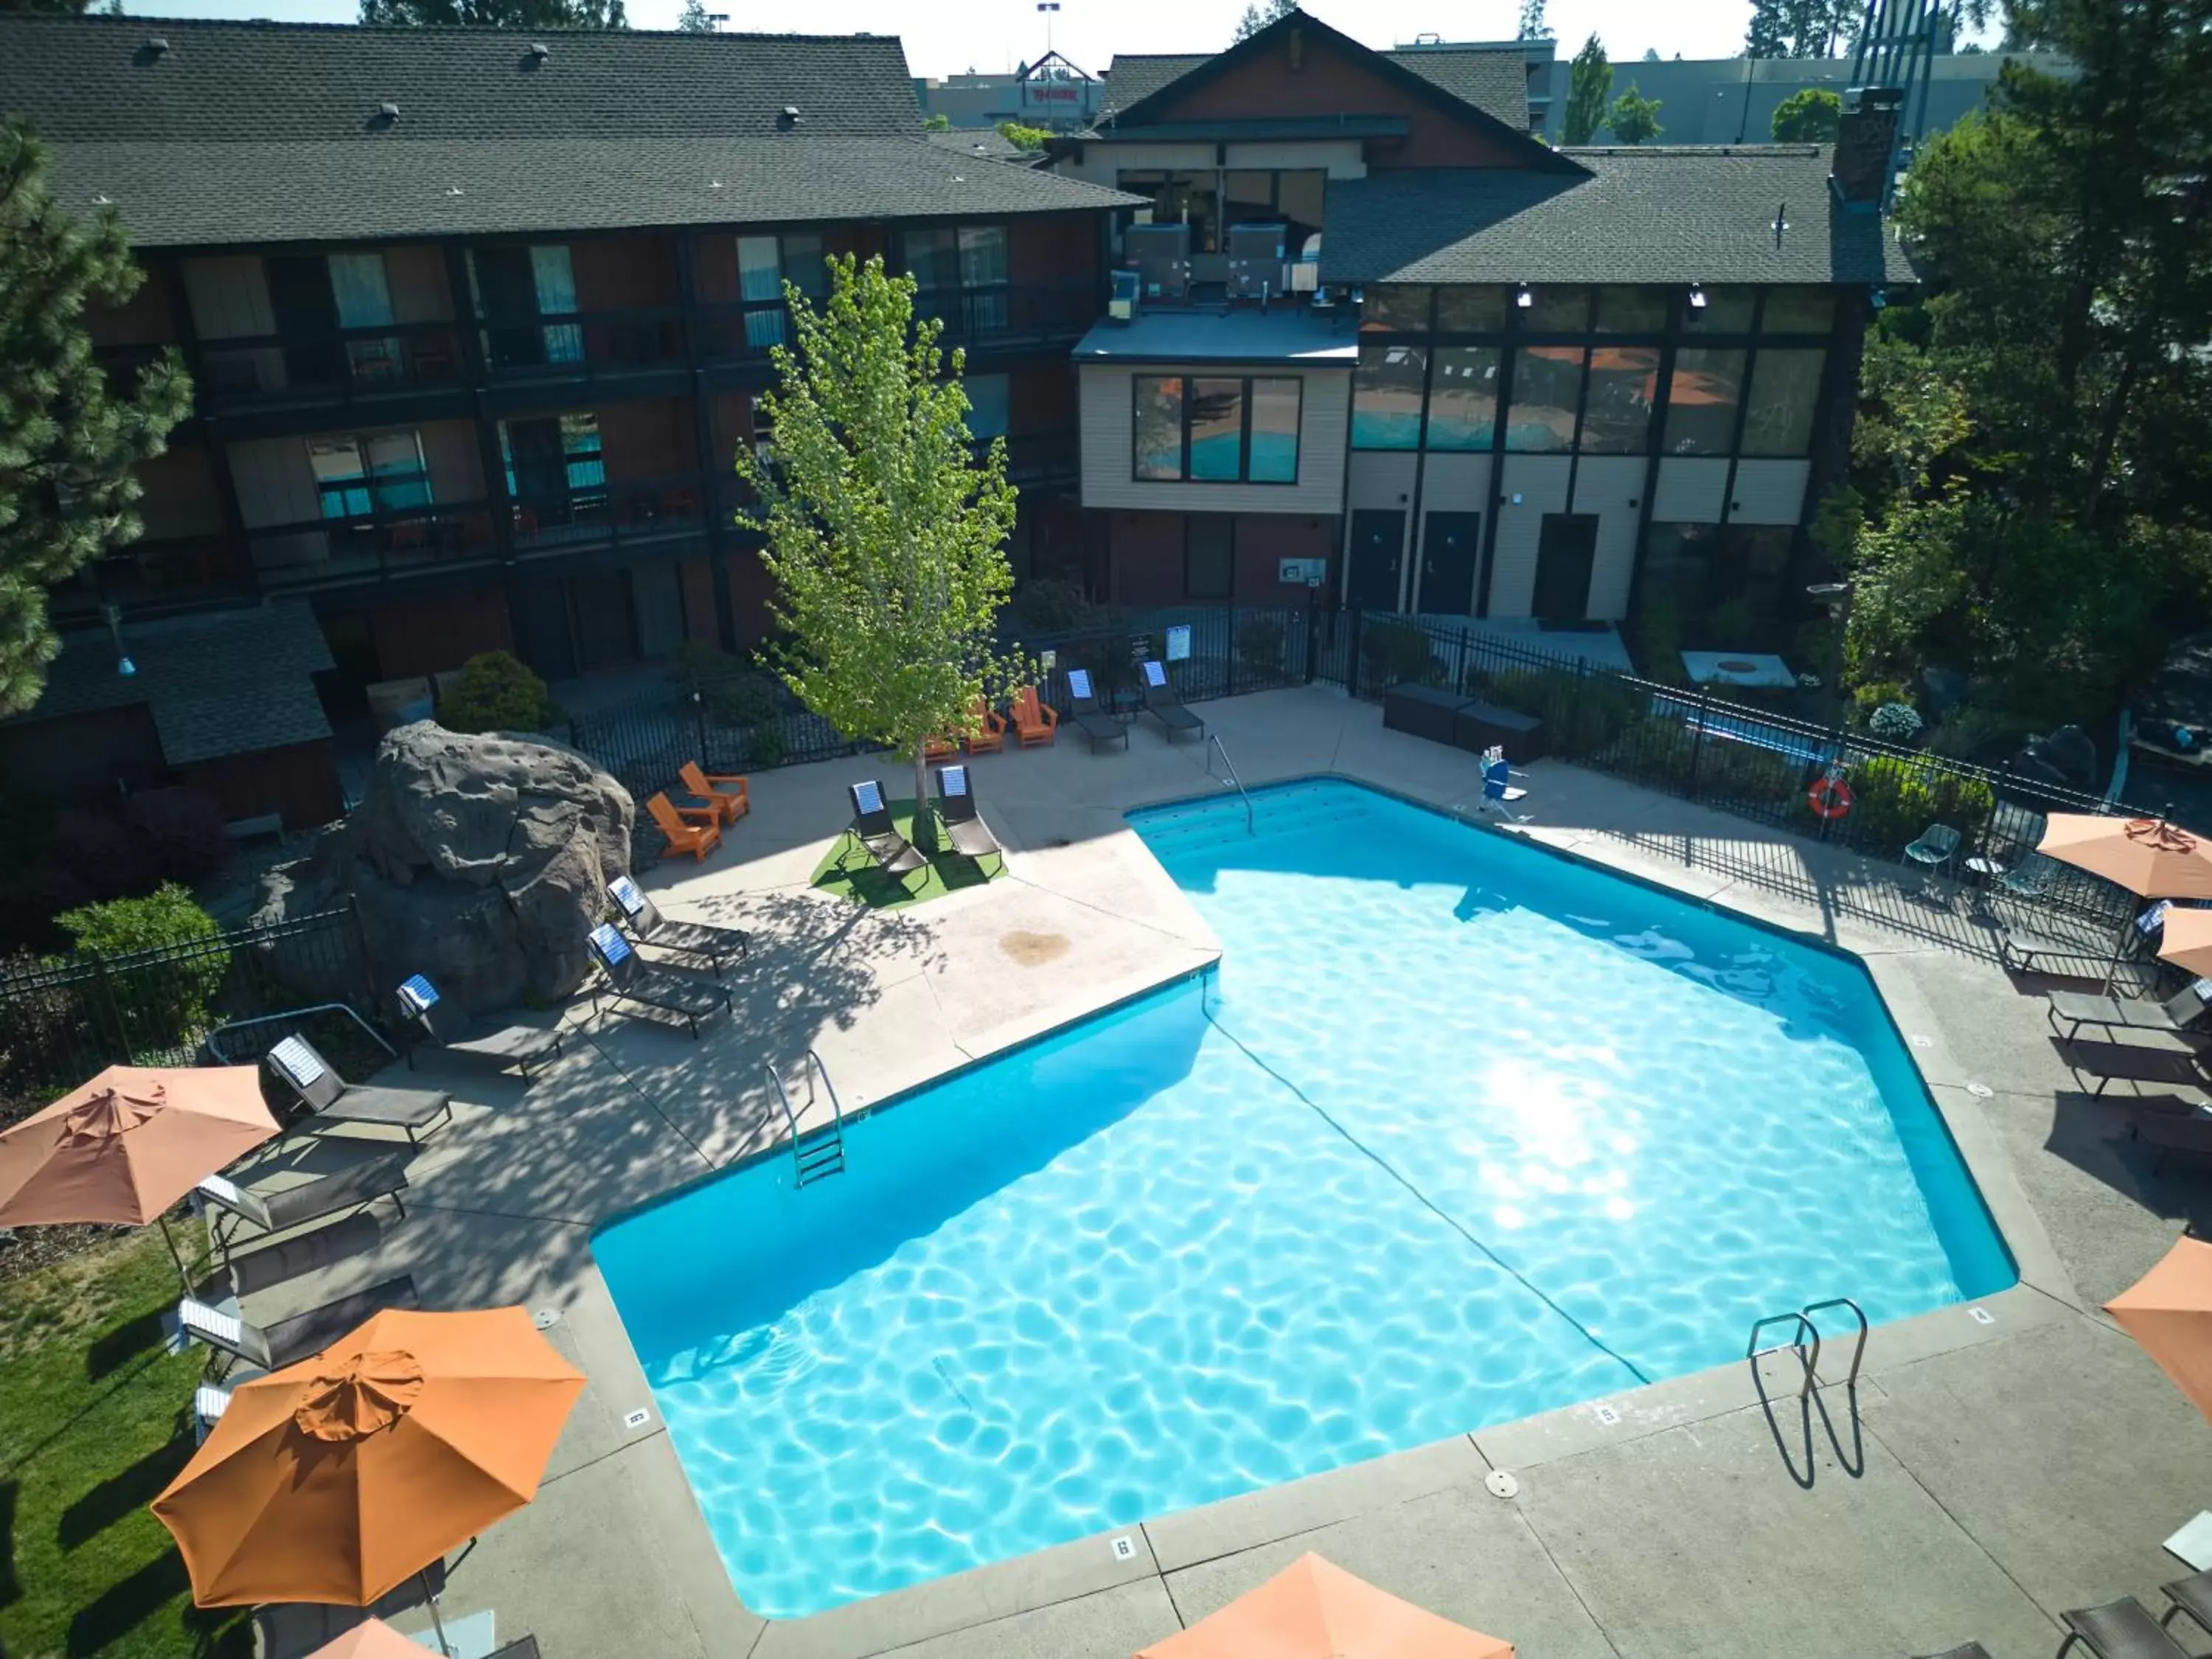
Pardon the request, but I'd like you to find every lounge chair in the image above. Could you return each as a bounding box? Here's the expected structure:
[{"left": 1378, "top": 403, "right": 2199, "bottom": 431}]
[
  {"left": 2160, "top": 1566, "right": 2212, "bottom": 1640},
  {"left": 1904, "top": 822, "right": 1962, "bottom": 891},
  {"left": 193, "top": 1381, "right": 229, "bottom": 1443},
  {"left": 2002, "top": 923, "right": 2100, "bottom": 977},
  {"left": 585, "top": 922, "right": 732, "bottom": 1038},
  {"left": 396, "top": 973, "right": 562, "bottom": 1079},
  {"left": 1138, "top": 660, "right": 1205, "bottom": 742},
  {"left": 2048, "top": 981, "right": 2212, "bottom": 1044},
  {"left": 846, "top": 779, "right": 928, "bottom": 883},
  {"left": 1913, "top": 1646, "right": 1993, "bottom": 1659},
  {"left": 645, "top": 790, "right": 721, "bottom": 862},
  {"left": 178, "top": 1273, "right": 418, "bottom": 1379},
  {"left": 964, "top": 697, "right": 1007, "bottom": 755},
  {"left": 1010, "top": 686, "right": 1058, "bottom": 747},
  {"left": 933, "top": 765, "right": 1004, "bottom": 869},
  {"left": 2056, "top": 1596, "right": 2194, "bottom": 1658},
  {"left": 678, "top": 761, "right": 749, "bottom": 827},
  {"left": 2127, "top": 1103, "right": 2212, "bottom": 1173},
  {"left": 196, "top": 1153, "right": 409, "bottom": 1254},
  {"left": 265, "top": 1035, "right": 453, "bottom": 1146},
  {"left": 2059, "top": 1036, "right": 2209, "bottom": 1098},
  {"left": 1062, "top": 668, "right": 1127, "bottom": 752},
  {"left": 607, "top": 873, "right": 748, "bottom": 975}
]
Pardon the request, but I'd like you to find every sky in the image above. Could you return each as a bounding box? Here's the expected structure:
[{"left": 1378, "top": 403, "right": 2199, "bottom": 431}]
[{"left": 116, "top": 0, "right": 1781, "bottom": 80}]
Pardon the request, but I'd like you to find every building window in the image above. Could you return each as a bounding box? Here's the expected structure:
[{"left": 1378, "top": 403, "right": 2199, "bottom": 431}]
[
  {"left": 1579, "top": 346, "right": 1660, "bottom": 453},
  {"left": 309, "top": 430, "right": 431, "bottom": 520},
  {"left": 500, "top": 412, "right": 606, "bottom": 511},
  {"left": 326, "top": 252, "right": 401, "bottom": 381},
  {"left": 1504, "top": 344, "right": 1583, "bottom": 452},
  {"left": 1683, "top": 286, "right": 1756, "bottom": 334},
  {"left": 1739, "top": 349, "right": 1825, "bottom": 456},
  {"left": 1425, "top": 346, "right": 1500, "bottom": 450},
  {"left": 1118, "top": 171, "right": 1218, "bottom": 252},
  {"left": 1361, "top": 285, "right": 1432, "bottom": 333},
  {"left": 1522, "top": 285, "right": 1591, "bottom": 333},
  {"left": 1593, "top": 286, "right": 1668, "bottom": 334},
  {"left": 967, "top": 372, "right": 1010, "bottom": 441},
  {"left": 737, "top": 235, "right": 788, "bottom": 349},
  {"left": 1761, "top": 287, "right": 1836, "bottom": 335},
  {"left": 1352, "top": 344, "right": 1425, "bottom": 450},
  {"left": 1436, "top": 287, "right": 1509, "bottom": 333},
  {"left": 468, "top": 244, "right": 582, "bottom": 367},
  {"left": 1186, "top": 516, "right": 1234, "bottom": 599},
  {"left": 1636, "top": 523, "right": 1792, "bottom": 647},
  {"left": 1133, "top": 374, "right": 1301, "bottom": 482},
  {"left": 907, "top": 226, "right": 1009, "bottom": 330},
  {"left": 1663, "top": 347, "right": 1746, "bottom": 453},
  {"left": 957, "top": 226, "right": 1009, "bottom": 288},
  {"left": 1223, "top": 169, "right": 1326, "bottom": 247},
  {"left": 1134, "top": 375, "right": 1186, "bottom": 480}
]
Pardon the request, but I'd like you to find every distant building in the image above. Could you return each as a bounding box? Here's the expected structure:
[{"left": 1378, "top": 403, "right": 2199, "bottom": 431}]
[{"left": 917, "top": 51, "right": 1102, "bottom": 131}]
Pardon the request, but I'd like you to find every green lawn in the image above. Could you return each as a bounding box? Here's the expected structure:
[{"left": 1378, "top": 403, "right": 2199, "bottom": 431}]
[
  {"left": 0, "top": 1228, "right": 251, "bottom": 1659},
  {"left": 810, "top": 798, "right": 1003, "bottom": 911}
]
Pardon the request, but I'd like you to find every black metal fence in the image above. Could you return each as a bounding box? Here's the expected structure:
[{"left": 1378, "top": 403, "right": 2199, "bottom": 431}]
[{"left": 0, "top": 905, "right": 373, "bottom": 1112}]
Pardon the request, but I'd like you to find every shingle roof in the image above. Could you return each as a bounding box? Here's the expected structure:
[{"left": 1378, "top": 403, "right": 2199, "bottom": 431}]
[
  {"left": 6, "top": 603, "right": 335, "bottom": 765},
  {"left": 925, "top": 127, "right": 1034, "bottom": 164},
  {"left": 0, "top": 15, "right": 1139, "bottom": 247},
  {"left": 1323, "top": 147, "right": 1917, "bottom": 288},
  {"left": 1098, "top": 44, "right": 1526, "bottom": 127}
]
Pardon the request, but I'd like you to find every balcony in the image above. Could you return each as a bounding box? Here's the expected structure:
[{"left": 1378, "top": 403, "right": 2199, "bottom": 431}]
[
  {"left": 695, "top": 280, "right": 1098, "bottom": 365},
  {"left": 49, "top": 534, "right": 258, "bottom": 621},
  {"left": 1001, "top": 430, "right": 1081, "bottom": 486},
  {"left": 509, "top": 474, "right": 707, "bottom": 560},
  {"left": 193, "top": 321, "right": 470, "bottom": 415},
  {"left": 245, "top": 501, "right": 498, "bottom": 591},
  {"left": 479, "top": 309, "right": 686, "bottom": 384}
]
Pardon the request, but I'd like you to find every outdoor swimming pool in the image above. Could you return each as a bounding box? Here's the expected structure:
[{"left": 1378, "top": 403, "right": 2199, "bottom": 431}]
[{"left": 593, "top": 778, "right": 2013, "bottom": 1619}]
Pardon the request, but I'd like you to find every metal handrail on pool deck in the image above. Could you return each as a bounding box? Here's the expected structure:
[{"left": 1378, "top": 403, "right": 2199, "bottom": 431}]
[
  {"left": 768, "top": 1047, "right": 849, "bottom": 1186},
  {"left": 1207, "top": 734, "right": 1255, "bottom": 834}
]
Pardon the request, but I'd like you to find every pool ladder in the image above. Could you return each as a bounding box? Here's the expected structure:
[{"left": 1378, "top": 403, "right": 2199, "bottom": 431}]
[
  {"left": 768, "top": 1048, "right": 848, "bottom": 1186},
  {"left": 1746, "top": 1296, "right": 1868, "bottom": 1402},
  {"left": 1206, "top": 734, "right": 1255, "bottom": 835}
]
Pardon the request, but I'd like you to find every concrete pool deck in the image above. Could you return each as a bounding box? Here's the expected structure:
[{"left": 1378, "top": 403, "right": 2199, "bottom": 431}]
[{"left": 232, "top": 684, "right": 2212, "bottom": 1659}]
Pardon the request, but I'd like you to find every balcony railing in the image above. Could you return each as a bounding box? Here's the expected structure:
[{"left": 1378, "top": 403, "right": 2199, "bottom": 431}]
[
  {"left": 245, "top": 500, "right": 498, "bottom": 589},
  {"left": 695, "top": 279, "right": 1097, "bottom": 364},
  {"left": 479, "top": 308, "right": 686, "bottom": 381},
  {"left": 509, "top": 473, "right": 706, "bottom": 557},
  {"left": 1001, "top": 429, "right": 1080, "bottom": 484},
  {"left": 192, "top": 321, "right": 470, "bottom": 413},
  {"left": 49, "top": 533, "right": 257, "bottom": 621}
]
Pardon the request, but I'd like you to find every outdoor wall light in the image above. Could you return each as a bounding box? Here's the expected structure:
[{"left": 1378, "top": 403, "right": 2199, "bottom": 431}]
[
  {"left": 1514, "top": 285, "right": 1534, "bottom": 309},
  {"left": 1688, "top": 285, "right": 1709, "bottom": 310}
]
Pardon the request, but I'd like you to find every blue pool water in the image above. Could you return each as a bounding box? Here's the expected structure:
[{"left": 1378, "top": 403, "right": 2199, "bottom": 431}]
[{"left": 594, "top": 779, "right": 2012, "bottom": 1618}]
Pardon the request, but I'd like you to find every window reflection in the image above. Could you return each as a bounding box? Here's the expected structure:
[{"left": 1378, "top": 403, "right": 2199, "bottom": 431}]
[
  {"left": 1134, "top": 375, "right": 1184, "bottom": 479},
  {"left": 1352, "top": 344, "right": 1425, "bottom": 450},
  {"left": 1362, "top": 285, "right": 1433, "bottom": 332},
  {"left": 1505, "top": 344, "right": 1583, "bottom": 451},
  {"left": 1740, "top": 349, "right": 1825, "bottom": 456},
  {"left": 1425, "top": 347, "right": 1500, "bottom": 450},
  {"left": 1663, "top": 347, "right": 1745, "bottom": 453},
  {"left": 1580, "top": 346, "right": 1659, "bottom": 453},
  {"left": 1249, "top": 378, "right": 1301, "bottom": 482},
  {"left": 1189, "top": 378, "right": 1245, "bottom": 481}
]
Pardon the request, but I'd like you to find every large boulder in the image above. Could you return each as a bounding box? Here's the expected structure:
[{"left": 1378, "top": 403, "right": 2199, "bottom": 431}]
[{"left": 253, "top": 723, "right": 633, "bottom": 1014}]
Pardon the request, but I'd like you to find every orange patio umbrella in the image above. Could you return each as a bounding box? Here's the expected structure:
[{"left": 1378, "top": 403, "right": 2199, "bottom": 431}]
[
  {"left": 2160, "top": 906, "right": 2212, "bottom": 978},
  {"left": 0, "top": 1065, "right": 276, "bottom": 1288},
  {"left": 2038, "top": 815, "right": 2212, "bottom": 902},
  {"left": 2107, "top": 1235, "right": 2212, "bottom": 1422},
  {"left": 1136, "top": 1553, "right": 1514, "bottom": 1659},
  {"left": 152, "top": 1304, "right": 585, "bottom": 1632},
  {"left": 305, "top": 1619, "right": 438, "bottom": 1659}
]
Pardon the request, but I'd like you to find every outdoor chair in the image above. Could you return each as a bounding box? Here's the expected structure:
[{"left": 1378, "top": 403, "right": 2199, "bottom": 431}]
[
  {"left": 933, "top": 764, "right": 1005, "bottom": 870},
  {"left": 646, "top": 790, "right": 721, "bottom": 862},
  {"left": 1904, "top": 822, "right": 1963, "bottom": 891},
  {"left": 1010, "top": 686, "right": 1058, "bottom": 747},
  {"left": 2056, "top": 1596, "right": 2194, "bottom": 1658},
  {"left": 1913, "top": 1646, "right": 1994, "bottom": 1659},
  {"left": 678, "top": 761, "right": 749, "bottom": 827},
  {"left": 2003, "top": 923, "right": 2100, "bottom": 978},
  {"left": 2003, "top": 851, "right": 2065, "bottom": 901},
  {"left": 585, "top": 922, "right": 733, "bottom": 1038},
  {"left": 1063, "top": 668, "right": 1127, "bottom": 753},
  {"left": 1138, "top": 660, "right": 1205, "bottom": 742},
  {"left": 195, "top": 1152, "right": 409, "bottom": 1255},
  {"left": 395, "top": 973, "right": 563, "bottom": 1079},
  {"left": 964, "top": 697, "right": 1008, "bottom": 755},
  {"left": 922, "top": 730, "right": 960, "bottom": 761},
  {"left": 265, "top": 1034, "right": 453, "bottom": 1146},
  {"left": 845, "top": 779, "right": 929, "bottom": 883},
  {"left": 1478, "top": 748, "right": 1531, "bottom": 821},
  {"left": 192, "top": 1382, "right": 229, "bottom": 1444},
  {"left": 607, "top": 872, "right": 748, "bottom": 975},
  {"left": 2047, "top": 980, "right": 2212, "bottom": 1044},
  {"left": 2160, "top": 1565, "right": 2212, "bottom": 1641},
  {"left": 2058, "top": 1035, "right": 2211, "bottom": 1098},
  {"left": 178, "top": 1273, "right": 419, "bottom": 1380},
  {"left": 2126, "top": 1102, "right": 2212, "bottom": 1174}
]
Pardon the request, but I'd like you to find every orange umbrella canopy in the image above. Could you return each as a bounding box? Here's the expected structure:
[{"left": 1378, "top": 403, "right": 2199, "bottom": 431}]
[
  {"left": 2038, "top": 815, "right": 2212, "bottom": 900},
  {"left": 0, "top": 1065, "right": 276, "bottom": 1227},
  {"left": 2160, "top": 907, "right": 2212, "bottom": 978},
  {"left": 2108, "top": 1236, "right": 2212, "bottom": 1423},
  {"left": 305, "top": 1619, "right": 435, "bottom": 1659},
  {"left": 1137, "top": 1554, "right": 1514, "bottom": 1659},
  {"left": 152, "top": 1306, "right": 585, "bottom": 1607}
]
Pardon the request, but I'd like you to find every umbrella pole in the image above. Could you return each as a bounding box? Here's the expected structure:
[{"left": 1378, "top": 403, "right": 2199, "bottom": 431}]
[
  {"left": 156, "top": 1214, "right": 195, "bottom": 1297},
  {"left": 420, "top": 1568, "right": 453, "bottom": 1658}
]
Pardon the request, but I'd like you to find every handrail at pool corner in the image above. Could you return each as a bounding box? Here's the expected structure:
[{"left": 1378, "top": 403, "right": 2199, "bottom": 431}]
[
  {"left": 1800, "top": 1295, "right": 1868, "bottom": 1393},
  {"left": 1745, "top": 1308, "right": 1823, "bottom": 1403},
  {"left": 1207, "top": 734, "right": 1255, "bottom": 835},
  {"left": 767, "top": 1048, "right": 849, "bottom": 1185}
]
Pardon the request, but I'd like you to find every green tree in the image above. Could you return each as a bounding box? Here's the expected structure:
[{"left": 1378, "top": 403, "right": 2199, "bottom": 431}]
[
  {"left": 1517, "top": 0, "right": 1551, "bottom": 41},
  {"left": 735, "top": 255, "right": 1023, "bottom": 826},
  {"left": 675, "top": 0, "right": 711, "bottom": 29},
  {"left": 1606, "top": 83, "right": 1663, "bottom": 145},
  {"left": 0, "top": 0, "right": 94, "bottom": 11},
  {"left": 1561, "top": 34, "right": 1613, "bottom": 145},
  {"left": 922, "top": 113, "right": 951, "bottom": 131},
  {"left": 995, "top": 119, "right": 1052, "bottom": 151},
  {"left": 0, "top": 121, "right": 191, "bottom": 719},
  {"left": 1771, "top": 86, "right": 1843, "bottom": 142},
  {"left": 1233, "top": 0, "right": 1295, "bottom": 42},
  {"left": 358, "top": 0, "right": 627, "bottom": 25}
]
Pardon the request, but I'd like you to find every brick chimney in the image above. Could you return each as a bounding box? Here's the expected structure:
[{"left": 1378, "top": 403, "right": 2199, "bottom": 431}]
[{"left": 1830, "top": 86, "right": 1904, "bottom": 211}]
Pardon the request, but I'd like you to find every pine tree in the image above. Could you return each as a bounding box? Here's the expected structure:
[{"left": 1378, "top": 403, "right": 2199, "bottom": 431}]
[
  {"left": 0, "top": 120, "right": 192, "bottom": 717},
  {"left": 1561, "top": 34, "right": 1613, "bottom": 145},
  {"left": 1517, "top": 0, "right": 1552, "bottom": 41},
  {"left": 1607, "top": 83, "right": 1663, "bottom": 145},
  {"left": 1745, "top": 0, "right": 1792, "bottom": 57},
  {"left": 358, "top": 0, "right": 628, "bottom": 26},
  {"left": 1232, "top": 0, "right": 1295, "bottom": 42},
  {"left": 675, "top": 0, "right": 712, "bottom": 30}
]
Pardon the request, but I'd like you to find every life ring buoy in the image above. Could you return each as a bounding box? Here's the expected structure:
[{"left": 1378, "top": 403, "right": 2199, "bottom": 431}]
[{"left": 1807, "top": 776, "right": 1854, "bottom": 820}]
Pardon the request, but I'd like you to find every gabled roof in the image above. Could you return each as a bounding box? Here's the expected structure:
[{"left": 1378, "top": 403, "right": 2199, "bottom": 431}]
[
  {"left": 1322, "top": 147, "right": 1916, "bottom": 288},
  {"left": 0, "top": 15, "right": 1138, "bottom": 247},
  {"left": 925, "top": 126, "right": 1034, "bottom": 163}
]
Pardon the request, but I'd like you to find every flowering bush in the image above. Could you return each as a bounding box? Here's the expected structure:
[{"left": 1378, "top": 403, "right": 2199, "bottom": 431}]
[{"left": 1870, "top": 700, "right": 1924, "bottom": 741}]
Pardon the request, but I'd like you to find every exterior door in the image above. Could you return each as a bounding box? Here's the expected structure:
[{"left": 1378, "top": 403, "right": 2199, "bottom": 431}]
[
  {"left": 569, "top": 570, "right": 639, "bottom": 671},
  {"left": 1346, "top": 509, "right": 1405, "bottom": 612},
  {"left": 1532, "top": 513, "right": 1599, "bottom": 622},
  {"left": 1419, "top": 511, "right": 1481, "bottom": 616}
]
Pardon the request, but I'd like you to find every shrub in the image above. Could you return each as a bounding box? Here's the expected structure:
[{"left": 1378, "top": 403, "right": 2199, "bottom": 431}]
[
  {"left": 52, "top": 884, "right": 229, "bottom": 1054},
  {"left": 439, "top": 651, "right": 556, "bottom": 734},
  {"left": 1851, "top": 679, "right": 1913, "bottom": 724},
  {"left": 1237, "top": 617, "right": 1287, "bottom": 680},
  {"left": 1703, "top": 597, "right": 1761, "bottom": 651},
  {"left": 1834, "top": 755, "right": 1995, "bottom": 856},
  {"left": 1869, "top": 700, "right": 1924, "bottom": 742},
  {"left": 748, "top": 722, "right": 789, "bottom": 767},
  {"left": 123, "top": 789, "right": 231, "bottom": 888},
  {"left": 1360, "top": 622, "right": 1436, "bottom": 691},
  {"left": 1630, "top": 595, "right": 1686, "bottom": 684},
  {"left": 1004, "top": 579, "right": 1105, "bottom": 640},
  {"left": 703, "top": 672, "right": 779, "bottom": 730},
  {"left": 1697, "top": 737, "right": 1806, "bottom": 806},
  {"left": 670, "top": 638, "right": 743, "bottom": 683},
  {"left": 1484, "top": 667, "right": 1641, "bottom": 759}
]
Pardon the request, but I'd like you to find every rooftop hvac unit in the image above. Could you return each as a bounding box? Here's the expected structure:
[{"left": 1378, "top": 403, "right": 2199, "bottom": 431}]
[
  {"left": 1109, "top": 268, "right": 1141, "bottom": 322},
  {"left": 1225, "top": 222, "right": 1290, "bottom": 302},
  {"left": 1123, "top": 221, "right": 1192, "bottom": 301}
]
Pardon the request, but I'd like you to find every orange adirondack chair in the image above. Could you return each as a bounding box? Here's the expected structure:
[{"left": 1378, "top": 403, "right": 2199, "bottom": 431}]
[
  {"left": 1010, "top": 686, "right": 1057, "bottom": 747},
  {"left": 647, "top": 791, "right": 721, "bottom": 861},
  {"left": 922, "top": 731, "right": 960, "bottom": 761},
  {"left": 964, "top": 698, "right": 1007, "bottom": 755},
  {"left": 678, "top": 761, "right": 749, "bottom": 826}
]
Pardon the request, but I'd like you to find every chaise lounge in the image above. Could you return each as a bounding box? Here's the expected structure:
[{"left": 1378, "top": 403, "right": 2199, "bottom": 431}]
[
  {"left": 608, "top": 873, "right": 749, "bottom": 975},
  {"left": 1063, "top": 668, "right": 1127, "bottom": 752},
  {"left": 2059, "top": 1036, "right": 2210, "bottom": 1098},
  {"left": 265, "top": 1034, "right": 453, "bottom": 1146},
  {"left": 196, "top": 1153, "right": 409, "bottom": 1255},
  {"left": 585, "top": 922, "right": 734, "bottom": 1037},
  {"left": 2048, "top": 981, "right": 2212, "bottom": 1044},
  {"left": 178, "top": 1274, "right": 419, "bottom": 1379},
  {"left": 933, "top": 764, "right": 1004, "bottom": 871},
  {"left": 396, "top": 973, "right": 563, "bottom": 1079},
  {"left": 1139, "top": 659, "right": 1205, "bottom": 742},
  {"left": 846, "top": 779, "right": 928, "bottom": 884},
  {"left": 2056, "top": 1595, "right": 2194, "bottom": 1658}
]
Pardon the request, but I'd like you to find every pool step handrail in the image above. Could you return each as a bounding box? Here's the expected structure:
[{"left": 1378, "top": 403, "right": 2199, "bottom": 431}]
[
  {"left": 1745, "top": 1295, "right": 1867, "bottom": 1401},
  {"left": 204, "top": 1004, "right": 398, "bottom": 1065},
  {"left": 1206, "top": 734, "right": 1255, "bottom": 835},
  {"left": 768, "top": 1048, "right": 848, "bottom": 1186}
]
